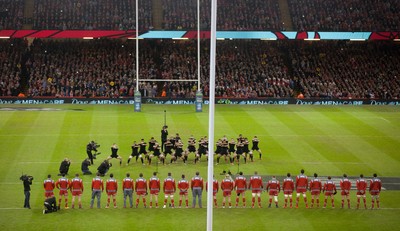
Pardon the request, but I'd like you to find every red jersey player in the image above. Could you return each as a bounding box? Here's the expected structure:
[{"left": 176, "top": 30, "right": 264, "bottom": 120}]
[
  {"left": 191, "top": 172, "right": 204, "bottom": 208},
  {"left": 148, "top": 172, "right": 160, "bottom": 208},
  {"left": 163, "top": 172, "right": 176, "bottom": 208},
  {"left": 70, "top": 173, "right": 84, "bottom": 209},
  {"left": 323, "top": 176, "right": 337, "bottom": 208},
  {"left": 105, "top": 173, "right": 118, "bottom": 208},
  {"left": 282, "top": 173, "right": 295, "bottom": 208},
  {"left": 135, "top": 173, "right": 147, "bottom": 208},
  {"left": 248, "top": 171, "right": 263, "bottom": 208},
  {"left": 295, "top": 169, "right": 308, "bottom": 208},
  {"left": 309, "top": 173, "right": 322, "bottom": 208},
  {"left": 90, "top": 173, "right": 104, "bottom": 209},
  {"left": 369, "top": 173, "right": 382, "bottom": 209},
  {"left": 206, "top": 176, "right": 219, "bottom": 208},
  {"left": 56, "top": 174, "right": 71, "bottom": 209},
  {"left": 122, "top": 173, "right": 134, "bottom": 208},
  {"left": 221, "top": 174, "right": 234, "bottom": 208},
  {"left": 43, "top": 174, "right": 55, "bottom": 199},
  {"left": 234, "top": 172, "right": 247, "bottom": 208},
  {"left": 266, "top": 176, "right": 280, "bottom": 208},
  {"left": 356, "top": 174, "right": 368, "bottom": 209},
  {"left": 340, "top": 174, "right": 352, "bottom": 208},
  {"left": 178, "top": 174, "right": 190, "bottom": 208}
]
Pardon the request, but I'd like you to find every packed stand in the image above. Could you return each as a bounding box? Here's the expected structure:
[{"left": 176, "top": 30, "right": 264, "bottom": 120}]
[
  {"left": 25, "top": 39, "right": 159, "bottom": 97},
  {"left": 0, "top": 39, "right": 26, "bottom": 96},
  {"left": 0, "top": 0, "right": 25, "bottom": 30},
  {"left": 162, "top": 0, "right": 283, "bottom": 31},
  {"left": 33, "top": 0, "right": 152, "bottom": 30},
  {"left": 288, "top": 0, "right": 400, "bottom": 31},
  {"left": 288, "top": 41, "right": 400, "bottom": 99},
  {"left": 2, "top": 39, "right": 398, "bottom": 100}
]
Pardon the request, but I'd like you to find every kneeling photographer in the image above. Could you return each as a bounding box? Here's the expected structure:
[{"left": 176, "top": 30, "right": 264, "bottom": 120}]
[
  {"left": 97, "top": 159, "right": 112, "bottom": 177},
  {"left": 20, "top": 174, "right": 33, "bottom": 209},
  {"left": 43, "top": 195, "right": 58, "bottom": 214}
]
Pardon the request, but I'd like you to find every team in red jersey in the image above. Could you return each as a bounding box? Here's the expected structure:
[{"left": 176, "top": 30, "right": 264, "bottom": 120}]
[
  {"left": 369, "top": 173, "right": 382, "bottom": 209},
  {"left": 135, "top": 173, "right": 147, "bottom": 208},
  {"left": 163, "top": 172, "right": 176, "bottom": 208},
  {"left": 266, "top": 176, "right": 280, "bottom": 208},
  {"left": 356, "top": 174, "right": 368, "bottom": 209},
  {"left": 43, "top": 174, "right": 55, "bottom": 199},
  {"left": 56, "top": 174, "right": 71, "bottom": 209},
  {"left": 105, "top": 173, "right": 118, "bottom": 208},
  {"left": 38, "top": 169, "right": 385, "bottom": 210},
  {"left": 221, "top": 174, "right": 234, "bottom": 208},
  {"left": 70, "top": 173, "right": 84, "bottom": 209},
  {"left": 295, "top": 169, "right": 309, "bottom": 208},
  {"left": 148, "top": 172, "right": 160, "bottom": 208},
  {"left": 282, "top": 173, "right": 295, "bottom": 208},
  {"left": 178, "top": 174, "right": 190, "bottom": 208},
  {"left": 340, "top": 174, "right": 352, "bottom": 208},
  {"left": 248, "top": 171, "right": 263, "bottom": 208},
  {"left": 323, "top": 176, "right": 337, "bottom": 208},
  {"left": 234, "top": 172, "right": 247, "bottom": 208},
  {"left": 309, "top": 173, "right": 322, "bottom": 208}
]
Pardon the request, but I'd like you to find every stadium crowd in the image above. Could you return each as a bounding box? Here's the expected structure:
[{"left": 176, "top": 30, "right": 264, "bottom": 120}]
[
  {"left": 1, "top": 39, "right": 393, "bottom": 99},
  {"left": 162, "top": 0, "right": 282, "bottom": 31},
  {"left": 288, "top": 0, "right": 400, "bottom": 31},
  {"left": 1, "top": 0, "right": 399, "bottom": 31},
  {"left": 33, "top": 0, "right": 153, "bottom": 30},
  {"left": 0, "top": 0, "right": 24, "bottom": 30}
]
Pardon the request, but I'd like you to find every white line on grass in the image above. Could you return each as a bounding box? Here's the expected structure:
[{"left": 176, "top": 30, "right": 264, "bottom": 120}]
[
  {"left": 301, "top": 162, "right": 366, "bottom": 165},
  {"left": 19, "top": 161, "right": 61, "bottom": 164}
]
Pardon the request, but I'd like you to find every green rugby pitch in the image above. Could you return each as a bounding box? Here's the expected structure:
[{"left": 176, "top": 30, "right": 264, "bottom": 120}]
[{"left": 0, "top": 104, "right": 399, "bottom": 231}]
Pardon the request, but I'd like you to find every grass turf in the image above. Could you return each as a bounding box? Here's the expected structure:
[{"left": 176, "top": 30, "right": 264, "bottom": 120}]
[{"left": 0, "top": 104, "right": 399, "bottom": 231}]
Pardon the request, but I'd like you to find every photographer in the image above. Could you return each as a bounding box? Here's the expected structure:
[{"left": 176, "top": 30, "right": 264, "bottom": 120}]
[
  {"left": 43, "top": 195, "right": 58, "bottom": 214},
  {"left": 58, "top": 158, "right": 71, "bottom": 176},
  {"left": 20, "top": 174, "right": 33, "bottom": 209},
  {"left": 87, "top": 141, "right": 100, "bottom": 164},
  {"left": 97, "top": 159, "right": 112, "bottom": 177},
  {"left": 81, "top": 158, "right": 92, "bottom": 175}
]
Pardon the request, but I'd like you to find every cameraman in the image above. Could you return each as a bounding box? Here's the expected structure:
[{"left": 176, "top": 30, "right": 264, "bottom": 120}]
[
  {"left": 81, "top": 158, "right": 92, "bottom": 175},
  {"left": 97, "top": 159, "right": 111, "bottom": 177},
  {"left": 43, "top": 195, "right": 58, "bottom": 214},
  {"left": 58, "top": 158, "right": 71, "bottom": 176},
  {"left": 20, "top": 175, "right": 33, "bottom": 209},
  {"left": 87, "top": 141, "right": 100, "bottom": 164}
]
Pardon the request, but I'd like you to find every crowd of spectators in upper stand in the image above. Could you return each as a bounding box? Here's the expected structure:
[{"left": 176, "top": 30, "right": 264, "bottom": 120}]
[
  {"left": 2, "top": 38, "right": 400, "bottom": 100},
  {"left": 288, "top": 0, "right": 400, "bottom": 31},
  {"left": 162, "top": 0, "right": 283, "bottom": 31},
  {"left": 0, "top": 0, "right": 25, "bottom": 30},
  {"left": 33, "top": 0, "right": 153, "bottom": 30},
  {"left": 25, "top": 39, "right": 160, "bottom": 97},
  {"left": 0, "top": 39, "right": 26, "bottom": 96},
  {"left": 288, "top": 40, "right": 400, "bottom": 99}
]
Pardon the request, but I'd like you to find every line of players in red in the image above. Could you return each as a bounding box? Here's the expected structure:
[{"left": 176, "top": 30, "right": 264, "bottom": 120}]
[{"left": 42, "top": 169, "right": 382, "bottom": 210}]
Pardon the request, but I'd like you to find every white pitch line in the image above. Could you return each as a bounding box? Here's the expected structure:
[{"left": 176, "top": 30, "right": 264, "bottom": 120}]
[
  {"left": 301, "top": 162, "right": 366, "bottom": 165},
  {"left": 19, "top": 161, "right": 61, "bottom": 164}
]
